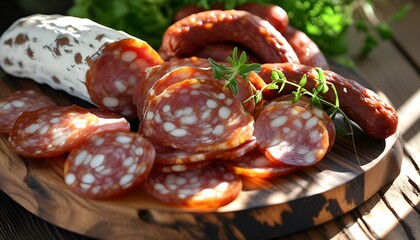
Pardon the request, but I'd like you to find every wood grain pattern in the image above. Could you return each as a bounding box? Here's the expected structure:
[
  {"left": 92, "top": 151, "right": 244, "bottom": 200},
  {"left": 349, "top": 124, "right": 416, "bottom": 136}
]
[{"left": 0, "top": 62, "right": 403, "bottom": 239}]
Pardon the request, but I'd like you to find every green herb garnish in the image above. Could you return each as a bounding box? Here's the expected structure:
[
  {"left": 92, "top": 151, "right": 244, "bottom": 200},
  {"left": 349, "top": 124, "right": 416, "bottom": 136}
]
[{"left": 208, "top": 48, "right": 260, "bottom": 95}]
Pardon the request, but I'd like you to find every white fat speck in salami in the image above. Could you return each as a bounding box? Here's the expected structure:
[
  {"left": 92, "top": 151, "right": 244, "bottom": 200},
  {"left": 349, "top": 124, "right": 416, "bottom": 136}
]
[
  {"left": 8, "top": 105, "right": 99, "bottom": 158},
  {"left": 142, "top": 79, "right": 254, "bottom": 151},
  {"left": 64, "top": 131, "right": 155, "bottom": 199},
  {"left": 254, "top": 100, "right": 329, "bottom": 166},
  {"left": 0, "top": 90, "right": 56, "bottom": 134},
  {"left": 0, "top": 14, "right": 163, "bottom": 119},
  {"left": 142, "top": 164, "right": 242, "bottom": 209}
]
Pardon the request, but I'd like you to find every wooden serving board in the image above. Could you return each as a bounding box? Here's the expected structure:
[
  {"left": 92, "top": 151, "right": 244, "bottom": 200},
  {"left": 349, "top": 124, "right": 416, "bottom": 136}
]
[{"left": 0, "top": 65, "right": 403, "bottom": 240}]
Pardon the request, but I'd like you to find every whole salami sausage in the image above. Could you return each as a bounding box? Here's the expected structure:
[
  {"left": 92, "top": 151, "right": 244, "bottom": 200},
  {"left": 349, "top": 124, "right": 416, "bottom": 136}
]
[
  {"left": 64, "top": 131, "right": 155, "bottom": 199},
  {"left": 255, "top": 63, "right": 398, "bottom": 140},
  {"left": 0, "top": 14, "right": 163, "bottom": 119},
  {"left": 0, "top": 89, "right": 56, "bottom": 133},
  {"left": 159, "top": 10, "right": 299, "bottom": 64}
]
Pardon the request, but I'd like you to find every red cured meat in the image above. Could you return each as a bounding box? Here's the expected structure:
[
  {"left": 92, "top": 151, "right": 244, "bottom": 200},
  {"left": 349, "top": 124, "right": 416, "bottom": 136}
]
[
  {"left": 270, "top": 95, "right": 336, "bottom": 151},
  {"left": 216, "top": 136, "right": 257, "bottom": 160},
  {"left": 133, "top": 57, "right": 211, "bottom": 118},
  {"left": 141, "top": 164, "right": 242, "bottom": 209},
  {"left": 151, "top": 159, "right": 214, "bottom": 173},
  {"left": 142, "top": 79, "right": 254, "bottom": 152},
  {"left": 86, "top": 38, "right": 164, "bottom": 119},
  {"left": 154, "top": 144, "right": 219, "bottom": 166},
  {"left": 8, "top": 105, "right": 99, "bottom": 158},
  {"left": 254, "top": 101, "right": 329, "bottom": 166},
  {"left": 224, "top": 148, "right": 299, "bottom": 178},
  {"left": 0, "top": 89, "right": 56, "bottom": 134},
  {"left": 64, "top": 131, "right": 155, "bottom": 199},
  {"left": 87, "top": 108, "right": 131, "bottom": 133}
]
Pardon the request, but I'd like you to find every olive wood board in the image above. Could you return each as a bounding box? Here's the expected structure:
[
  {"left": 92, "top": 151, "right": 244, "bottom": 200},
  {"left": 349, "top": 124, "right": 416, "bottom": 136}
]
[{"left": 0, "top": 64, "right": 403, "bottom": 240}]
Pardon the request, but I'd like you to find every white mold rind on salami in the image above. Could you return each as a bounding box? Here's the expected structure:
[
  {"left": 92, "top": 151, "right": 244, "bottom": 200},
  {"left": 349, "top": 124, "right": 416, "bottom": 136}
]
[
  {"left": 0, "top": 14, "right": 163, "bottom": 119},
  {"left": 0, "top": 14, "right": 134, "bottom": 102}
]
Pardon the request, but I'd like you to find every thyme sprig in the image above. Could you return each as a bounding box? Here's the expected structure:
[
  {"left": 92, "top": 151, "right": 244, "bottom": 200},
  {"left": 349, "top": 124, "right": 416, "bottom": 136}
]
[{"left": 208, "top": 48, "right": 260, "bottom": 95}]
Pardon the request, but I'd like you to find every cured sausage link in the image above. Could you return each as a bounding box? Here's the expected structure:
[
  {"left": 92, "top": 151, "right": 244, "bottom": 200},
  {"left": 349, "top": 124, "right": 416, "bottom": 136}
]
[
  {"left": 256, "top": 63, "right": 398, "bottom": 140},
  {"left": 283, "top": 27, "right": 329, "bottom": 69},
  {"left": 0, "top": 14, "right": 163, "bottom": 119},
  {"left": 173, "top": 3, "right": 289, "bottom": 34},
  {"left": 159, "top": 10, "right": 299, "bottom": 64}
]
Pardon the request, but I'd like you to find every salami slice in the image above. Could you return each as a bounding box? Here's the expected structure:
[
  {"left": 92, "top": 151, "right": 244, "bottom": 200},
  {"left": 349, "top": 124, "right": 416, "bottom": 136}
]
[
  {"left": 64, "top": 131, "right": 155, "bottom": 199},
  {"left": 133, "top": 57, "right": 211, "bottom": 117},
  {"left": 141, "top": 65, "right": 256, "bottom": 116},
  {"left": 87, "top": 108, "right": 130, "bottom": 133},
  {"left": 272, "top": 95, "right": 336, "bottom": 151},
  {"left": 86, "top": 38, "right": 163, "bottom": 119},
  {"left": 154, "top": 144, "right": 220, "bottom": 165},
  {"left": 8, "top": 105, "right": 99, "bottom": 158},
  {"left": 224, "top": 148, "right": 298, "bottom": 178},
  {"left": 141, "top": 66, "right": 215, "bottom": 118},
  {"left": 142, "top": 79, "right": 255, "bottom": 152},
  {"left": 216, "top": 136, "right": 257, "bottom": 160},
  {"left": 141, "top": 164, "right": 242, "bottom": 209},
  {"left": 0, "top": 89, "right": 56, "bottom": 133},
  {"left": 0, "top": 15, "right": 162, "bottom": 119},
  {"left": 254, "top": 101, "right": 329, "bottom": 166},
  {"left": 151, "top": 159, "right": 214, "bottom": 173}
]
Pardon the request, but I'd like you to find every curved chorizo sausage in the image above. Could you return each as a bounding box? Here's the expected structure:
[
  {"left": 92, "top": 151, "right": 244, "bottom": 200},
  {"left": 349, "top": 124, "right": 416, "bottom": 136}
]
[
  {"left": 283, "top": 26, "right": 329, "bottom": 69},
  {"left": 159, "top": 10, "right": 299, "bottom": 64}
]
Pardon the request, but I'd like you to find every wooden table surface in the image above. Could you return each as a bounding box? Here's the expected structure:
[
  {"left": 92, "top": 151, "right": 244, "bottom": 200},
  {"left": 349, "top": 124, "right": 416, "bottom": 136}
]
[{"left": 0, "top": 0, "right": 419, "bottom": 239}]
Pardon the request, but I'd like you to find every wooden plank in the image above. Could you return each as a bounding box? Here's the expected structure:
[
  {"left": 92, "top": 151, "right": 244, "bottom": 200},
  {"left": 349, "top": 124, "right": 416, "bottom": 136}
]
[{"left": 375, "top": 0, "right": 420, "bottom": 68}]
